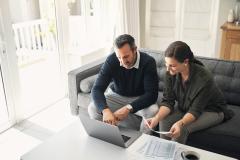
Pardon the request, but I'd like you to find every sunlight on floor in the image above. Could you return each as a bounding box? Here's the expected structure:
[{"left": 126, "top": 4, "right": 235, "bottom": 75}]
[
  {"left": 0, "top": 128, "right": 41, "bottom": 160},
  {"left": 0, "top": 98, "right": 78, "bottom": 160},
  {"left": 27, "top": 98, "right": 77, "bottom": 133}
]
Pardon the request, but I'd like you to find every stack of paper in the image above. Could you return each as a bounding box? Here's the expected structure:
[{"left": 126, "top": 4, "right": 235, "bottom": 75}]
[{"left": 134, "top": 136, "right": 177, "bottom": 160}]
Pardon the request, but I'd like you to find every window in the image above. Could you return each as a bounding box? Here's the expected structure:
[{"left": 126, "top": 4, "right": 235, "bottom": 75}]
[{"left": 65, "top": 0, "right": 117, "bottom": 70}]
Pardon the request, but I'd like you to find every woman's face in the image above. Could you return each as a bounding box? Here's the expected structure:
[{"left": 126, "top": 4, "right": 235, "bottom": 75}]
[{"left": 165, "top": 57, "right": 188, "bottom": 75}]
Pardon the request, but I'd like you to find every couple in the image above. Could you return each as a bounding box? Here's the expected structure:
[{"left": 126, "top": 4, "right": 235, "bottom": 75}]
[{"left": 87, "top": 34, "right": 228, "bottom": 144}]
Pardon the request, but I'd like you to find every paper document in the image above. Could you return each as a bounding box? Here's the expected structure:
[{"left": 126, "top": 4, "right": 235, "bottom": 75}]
[
  {"left": 143, "top": 117, "right": 171, "bottom": 135},
  {"left": 134, "top": 135, "right": 177, "bottom": 160}
]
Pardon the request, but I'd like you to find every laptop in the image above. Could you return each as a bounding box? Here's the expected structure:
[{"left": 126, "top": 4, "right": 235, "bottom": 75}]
[{"left": 79, "top": 114, "right": 142, "bottom": 148}]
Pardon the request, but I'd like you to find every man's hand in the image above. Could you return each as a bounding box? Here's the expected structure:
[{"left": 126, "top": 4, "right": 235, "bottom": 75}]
[
  {"left": 168, "top": 121, "right": 182, "bottom": 139},
  {"left": 114, "top": 106, "right": 130, "bottom": 121},
  {"left": 102, "top": 108, "right": 117, "bottom": 125}
]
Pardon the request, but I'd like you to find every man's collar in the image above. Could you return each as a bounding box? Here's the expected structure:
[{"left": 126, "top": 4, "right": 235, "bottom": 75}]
[{"left": 132, "top": 51, "right": 140, "bottom": 69}]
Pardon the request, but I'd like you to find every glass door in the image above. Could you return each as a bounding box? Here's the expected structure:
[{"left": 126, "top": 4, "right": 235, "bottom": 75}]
[{"left": 8, "top": 0, "right": 65, "bottom": 119}]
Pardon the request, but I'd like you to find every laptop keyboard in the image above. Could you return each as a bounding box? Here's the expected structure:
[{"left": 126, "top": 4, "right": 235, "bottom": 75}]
[{"left": 121, "top": 135, "right": 131, "bottom": 142}]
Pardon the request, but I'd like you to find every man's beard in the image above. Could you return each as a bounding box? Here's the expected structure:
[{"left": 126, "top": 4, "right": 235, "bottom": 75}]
[{"left": 123, "top": 63, "right": 132, "bottom": 69}]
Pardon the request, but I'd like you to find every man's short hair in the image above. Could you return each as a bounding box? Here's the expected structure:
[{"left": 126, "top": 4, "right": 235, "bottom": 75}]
[{"left": 114, "top": 34, "right": 136, "bottom": 49}]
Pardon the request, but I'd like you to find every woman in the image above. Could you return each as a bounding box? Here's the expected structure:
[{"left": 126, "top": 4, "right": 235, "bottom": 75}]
[{"left": 147, "top": 41, "right": 228, "bottom": 144}]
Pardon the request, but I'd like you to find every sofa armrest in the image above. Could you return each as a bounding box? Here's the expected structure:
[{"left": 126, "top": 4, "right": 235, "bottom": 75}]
[{"left": 68, "top": 57, "right": 106, "bottom": 115}]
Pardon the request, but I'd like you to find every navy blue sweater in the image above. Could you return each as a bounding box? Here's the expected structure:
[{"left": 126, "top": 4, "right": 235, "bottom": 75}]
[{"left": 91, "top": 52, "right": 158, "bottom": 113}]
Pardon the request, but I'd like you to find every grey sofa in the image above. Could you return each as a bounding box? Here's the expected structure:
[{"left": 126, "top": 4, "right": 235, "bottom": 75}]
[{"left": 68, "top": 49, "right": 240, "bottom": 159}]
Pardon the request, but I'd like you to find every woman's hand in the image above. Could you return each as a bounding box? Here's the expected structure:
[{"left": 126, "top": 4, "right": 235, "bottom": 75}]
[
  {"left": 169, "top": 121, "right": 182, "bottom": 139},
  {"left": 145, "top": 116, "right": 160, "bottom": 129}
]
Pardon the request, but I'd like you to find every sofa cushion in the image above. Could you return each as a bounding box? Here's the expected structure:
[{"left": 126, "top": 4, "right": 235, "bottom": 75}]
[
  {"left": 187, "top": 105, "right": 240, "bottom": 158},
  {"left": 140, "top": 49, "right": 166, "bottom": 91},
  {"left": 187, "top": 129, "right": 240, "bottom": 159},
  {"left": 78, "top": 93, "right": 91, "bottom": 109},
  {"left": 79, "top": 74, "right": 98, "bottom": 93},
  {"left": 198, "top": 58, "right": 240, "bottom": 106},
  {"left": 200, "top": 104, "right": 240, "bottom": 137}
]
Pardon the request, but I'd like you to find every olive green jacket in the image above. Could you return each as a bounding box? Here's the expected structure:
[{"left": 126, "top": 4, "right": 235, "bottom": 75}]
[{"left": 159, "top": 62, "right": 227, "bottom": 119}]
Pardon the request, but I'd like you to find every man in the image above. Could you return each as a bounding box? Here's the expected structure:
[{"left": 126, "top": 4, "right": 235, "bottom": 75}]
[{"left": 88, "top": 34, "right": 159, "bottom": 132}]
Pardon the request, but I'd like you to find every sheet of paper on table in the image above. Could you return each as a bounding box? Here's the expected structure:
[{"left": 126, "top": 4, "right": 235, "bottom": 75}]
[{"left": 129, "top": 135, "right": 177, "bottom": 160}]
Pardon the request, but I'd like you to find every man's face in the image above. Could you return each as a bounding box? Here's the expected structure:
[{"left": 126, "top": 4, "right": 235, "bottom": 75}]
[
  {"left": 165, "top": 57, "right": 187, "bottom": 75},
  {"left": 115, "top": 44, "right": 137, "bottom": 69}
]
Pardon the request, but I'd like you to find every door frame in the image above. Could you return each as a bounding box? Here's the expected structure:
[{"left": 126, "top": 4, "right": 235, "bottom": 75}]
[{"left": 0, "top": 0, "right": 22, "bottom": 132}]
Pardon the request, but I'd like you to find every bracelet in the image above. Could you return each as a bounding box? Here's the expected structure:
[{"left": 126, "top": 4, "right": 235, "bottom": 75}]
[{"left": 179, "top": 120, "right": 185, "bottom": 127}]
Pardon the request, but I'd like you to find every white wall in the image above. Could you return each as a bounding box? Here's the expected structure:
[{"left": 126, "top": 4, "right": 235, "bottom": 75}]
[
  {"left": 9, "top": 0, "right": 40, "bottom": 23},
  {"left": 140, "top": 0, "right": 237, "bottom": 58},
  {"left": 139, "top": 0, "right": 146, "bottom": 48},
  {"left": 8, "top": 0, "right": 23, "bottom": 23},
  {"left": 214, "top": 0, "right": 236, "bottom": 58}
]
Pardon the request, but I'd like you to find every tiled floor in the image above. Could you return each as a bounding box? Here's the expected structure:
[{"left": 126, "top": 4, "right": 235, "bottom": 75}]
[{"left": 0, "top": 98, "right": 78, "bottom": 160}]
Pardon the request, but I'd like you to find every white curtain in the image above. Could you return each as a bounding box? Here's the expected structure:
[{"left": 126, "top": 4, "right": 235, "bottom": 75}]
[
  {"left": 93, "top": 0, "right": 140, "bottom": 47},
  {"left": 114, "top": 0, "right": 140, "bottom": 47}
]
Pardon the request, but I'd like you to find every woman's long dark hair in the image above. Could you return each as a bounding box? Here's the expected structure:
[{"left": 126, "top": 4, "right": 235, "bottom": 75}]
[{"left": 165, "top": 41, "right": 203, "bottom": 66}]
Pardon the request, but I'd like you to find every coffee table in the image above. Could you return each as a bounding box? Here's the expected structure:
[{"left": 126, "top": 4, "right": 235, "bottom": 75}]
[{"left": 21, "top": 120, "right": 236, "bottom": 160}]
